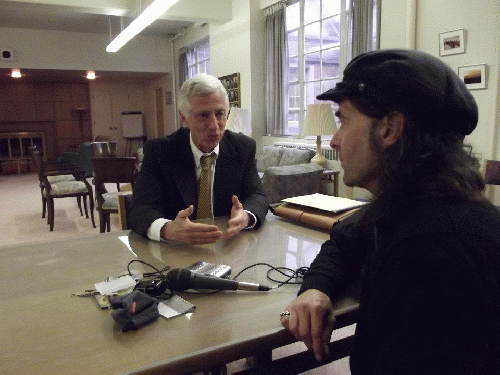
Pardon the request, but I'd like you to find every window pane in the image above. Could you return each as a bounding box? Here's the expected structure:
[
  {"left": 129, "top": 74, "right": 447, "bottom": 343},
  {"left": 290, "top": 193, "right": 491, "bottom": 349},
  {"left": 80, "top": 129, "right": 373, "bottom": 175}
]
[
  {"left": 288, "top": 57, "right": 299, "bottom": 82},
  {"left": 322, "top": 0, "right": 340, "bottom": 18},
  {"left": 287, "top": 30, "right": 299, "bottom": 58},
  {"left": 197, "top": 45, "right": 209, "bottom": 61},
  {"left": 304, "top": 0, "right": 320, "bottom": 25},
  {"left": 321, "top": 78, "right": 337, "bottom": 93},
  {"left": 305, "top": 51, "right": 320, "bottom": 81},
  {"left": 304, "top": 81, "right": 321, "bottom": 106},
  {"left": 323, "top": 15, "right": 340, "bottom": 47},
  {"left": 288, "top": 83, "right": 300, "bottom": 110},
  {"left": 304, "top": 22, "right": 320, "bottom": 53},
  {"left": 189, "top": 66, "right": 197, "bottom": 77},
  {"left": 321, "top": 48, "right": 340, "bottom": 79},
  {"left": 286, "top": 110, "right": 300, "bottom": 136},
  {"left": 286, "top": 2, "right": 300, "bottom": 31}
]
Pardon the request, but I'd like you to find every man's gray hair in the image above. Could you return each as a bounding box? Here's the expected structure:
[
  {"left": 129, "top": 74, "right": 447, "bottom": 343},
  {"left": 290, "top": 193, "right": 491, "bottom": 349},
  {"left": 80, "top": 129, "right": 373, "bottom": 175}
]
[{"left": 178, "top": 73, "right": 229, "bottom": 117}]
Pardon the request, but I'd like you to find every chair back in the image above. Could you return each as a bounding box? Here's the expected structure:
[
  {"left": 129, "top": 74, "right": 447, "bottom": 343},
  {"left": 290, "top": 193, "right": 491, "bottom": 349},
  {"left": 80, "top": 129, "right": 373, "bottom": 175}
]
[
  {"left": 29, "top": 146, "right": 46, "bottom": 183},
  {"left": 485, "top": 160, "right": 500, "bottom": 186},
  {"left": 118, "top": 193, "right": 133, "bottom": 230},
  {"left": 92, "top": 157, "right": 137, "bottom": 187}
]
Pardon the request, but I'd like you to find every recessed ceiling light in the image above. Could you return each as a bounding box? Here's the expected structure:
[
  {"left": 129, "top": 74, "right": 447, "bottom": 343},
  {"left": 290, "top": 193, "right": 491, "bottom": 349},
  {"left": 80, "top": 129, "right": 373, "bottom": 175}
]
[
  {"left": 11, "top": 68, "right": 21, "bottom": 78},
  {"left": 86, "top": 70, "right": 96, "bottom": 80}
]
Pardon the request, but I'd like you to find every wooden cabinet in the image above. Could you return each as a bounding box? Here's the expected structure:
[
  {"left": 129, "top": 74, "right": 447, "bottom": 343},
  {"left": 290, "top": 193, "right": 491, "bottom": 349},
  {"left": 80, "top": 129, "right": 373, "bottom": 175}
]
[{"left": 219, "top": 73, "right": 241, "bottom": 109}]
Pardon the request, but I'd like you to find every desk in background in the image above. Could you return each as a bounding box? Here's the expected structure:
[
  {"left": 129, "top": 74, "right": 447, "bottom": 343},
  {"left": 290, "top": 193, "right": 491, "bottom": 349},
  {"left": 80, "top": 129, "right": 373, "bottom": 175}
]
[{"left": 0, "top": 215, "right": 358, "bottom": 374}]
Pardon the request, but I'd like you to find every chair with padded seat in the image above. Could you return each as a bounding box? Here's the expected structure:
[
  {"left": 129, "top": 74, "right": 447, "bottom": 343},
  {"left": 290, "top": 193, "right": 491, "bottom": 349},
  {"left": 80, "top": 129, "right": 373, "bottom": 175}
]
[
  {"left": 484, "top": 159, "right": 500, "bottom": 209},
  {"left": 92, "top": 157, "right": 137, "bottom": 233},
  {"left": 31, "top": 146, "right": 96, "bottom": 231}
]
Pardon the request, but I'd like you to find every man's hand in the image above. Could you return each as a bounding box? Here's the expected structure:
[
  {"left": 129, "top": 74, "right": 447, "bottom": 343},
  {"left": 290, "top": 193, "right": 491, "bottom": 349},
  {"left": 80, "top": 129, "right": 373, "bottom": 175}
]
[
  {"left": 280, "top": 289, "right": 335, "bottom": 362},
  {"left": 221, "top": 195, "right": 250, "bottom": 240},
  {"left": 161, "top": 205, "right": 223, "bottom": 244}
]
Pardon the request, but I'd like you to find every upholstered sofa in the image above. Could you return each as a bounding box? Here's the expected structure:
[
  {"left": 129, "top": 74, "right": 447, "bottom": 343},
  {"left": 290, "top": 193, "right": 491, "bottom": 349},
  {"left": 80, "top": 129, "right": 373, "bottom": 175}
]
[{"left": 257, "top": 146, "right": 324, "bottom": 204}]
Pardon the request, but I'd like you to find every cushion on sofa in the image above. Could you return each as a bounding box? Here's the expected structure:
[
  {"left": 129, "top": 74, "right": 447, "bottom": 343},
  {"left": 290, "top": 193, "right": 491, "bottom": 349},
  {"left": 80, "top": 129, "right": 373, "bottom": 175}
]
[
  {"left": 278, "top": 148, "right": 315, "bottom": 166},
  {"left": 257, "top": 146, "right": 285, "bottom": 173}
]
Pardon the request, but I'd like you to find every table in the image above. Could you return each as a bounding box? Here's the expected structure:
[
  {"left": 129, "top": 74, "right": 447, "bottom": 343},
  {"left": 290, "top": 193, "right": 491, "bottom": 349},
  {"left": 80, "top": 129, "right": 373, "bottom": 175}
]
[
  {"left": 0, "top": 215, "right": 359, "bottom": 375},
  {"left": 322, "top": 169, "right": 340, "bottom": 196}
]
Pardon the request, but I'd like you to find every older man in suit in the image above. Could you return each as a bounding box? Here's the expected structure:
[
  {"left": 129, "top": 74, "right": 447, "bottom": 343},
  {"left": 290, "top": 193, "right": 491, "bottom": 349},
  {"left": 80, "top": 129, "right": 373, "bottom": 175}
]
[{"left": 128, "top": 73, "right": 268, "bottom": 245}]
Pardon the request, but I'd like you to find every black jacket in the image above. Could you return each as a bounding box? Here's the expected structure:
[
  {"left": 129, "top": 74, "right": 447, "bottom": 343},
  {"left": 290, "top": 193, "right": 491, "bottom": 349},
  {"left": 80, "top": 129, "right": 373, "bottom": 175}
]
[
  {"left": 300, "top": 198, "right": 500, "bottom": 375},
  {"left": 128, "top": 128, "right": 269, "bottom": 237}
]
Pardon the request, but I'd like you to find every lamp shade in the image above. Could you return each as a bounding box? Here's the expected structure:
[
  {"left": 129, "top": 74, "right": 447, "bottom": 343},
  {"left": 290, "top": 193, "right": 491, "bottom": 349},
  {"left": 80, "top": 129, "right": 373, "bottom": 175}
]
[
  {"left": 226, "top": 108, "right": 252, "bottom": 136},
  {"left": 301, "top": 103, "right": 335, "bottom": 137}
]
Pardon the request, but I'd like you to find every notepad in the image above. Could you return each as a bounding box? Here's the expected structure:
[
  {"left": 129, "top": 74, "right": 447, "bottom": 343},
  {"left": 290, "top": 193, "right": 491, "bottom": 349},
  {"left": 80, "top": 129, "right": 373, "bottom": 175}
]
[{"left": 282, "top": 193, "right": 368, "bottom": 213}]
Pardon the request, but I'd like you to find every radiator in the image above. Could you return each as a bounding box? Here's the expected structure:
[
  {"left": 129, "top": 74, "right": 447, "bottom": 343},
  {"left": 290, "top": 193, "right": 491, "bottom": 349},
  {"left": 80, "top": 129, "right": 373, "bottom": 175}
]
[{"left": 272, "top": 141, "right": 339, "bottom": 161}]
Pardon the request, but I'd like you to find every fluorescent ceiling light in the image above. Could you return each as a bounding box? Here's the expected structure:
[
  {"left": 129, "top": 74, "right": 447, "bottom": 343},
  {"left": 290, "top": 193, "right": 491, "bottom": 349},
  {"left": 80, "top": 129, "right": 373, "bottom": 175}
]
[
  {"left": 11, "top": 68, "right": 21, "bottom": 78},
  {"left": 106, "top": 0, "right": 180, "bottom": 53}
]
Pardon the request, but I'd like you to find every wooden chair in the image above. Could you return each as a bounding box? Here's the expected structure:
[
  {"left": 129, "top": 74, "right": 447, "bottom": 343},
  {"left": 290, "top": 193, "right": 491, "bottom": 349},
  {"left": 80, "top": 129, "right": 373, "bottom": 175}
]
[
  {"left": 30, "top": 146, "right": 96, "bottom": 231},
  {"left": 485, "top": 160, "right": 500, "bottom": 186},
  {"left": 92, "top": 157, "right": 137, "bottom": 233},
  {"left": 118, "top": 193, "right": 133, "bottom": 230},
  {"left": 484, "top": 159, "right": 500, "bottom": 209}
]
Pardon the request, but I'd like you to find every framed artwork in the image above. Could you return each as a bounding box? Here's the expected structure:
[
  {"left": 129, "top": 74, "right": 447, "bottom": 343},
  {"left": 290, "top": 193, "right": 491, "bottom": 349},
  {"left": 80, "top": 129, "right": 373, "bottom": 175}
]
[
  {"left": 439, "top": 29, "right": 466, "bottom": 56},
  {"left": 458, "top": 64, "right": 487, "bottom": 90}
]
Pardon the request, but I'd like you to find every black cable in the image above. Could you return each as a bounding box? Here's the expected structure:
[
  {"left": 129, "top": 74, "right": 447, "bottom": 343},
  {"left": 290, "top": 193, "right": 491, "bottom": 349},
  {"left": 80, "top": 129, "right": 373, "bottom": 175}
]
[
  {"left": 232, "top": 262, "right": 309, "bottom": 289},
  {"left": 126, "top": 259, "right": 173, "bottom": 299}
]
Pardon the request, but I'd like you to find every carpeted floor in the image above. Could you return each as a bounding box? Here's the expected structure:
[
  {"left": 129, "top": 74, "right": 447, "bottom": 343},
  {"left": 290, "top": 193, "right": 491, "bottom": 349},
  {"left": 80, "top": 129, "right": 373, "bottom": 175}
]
[{"left": 0, "top": 172, "right": 121, "bottom": 248}]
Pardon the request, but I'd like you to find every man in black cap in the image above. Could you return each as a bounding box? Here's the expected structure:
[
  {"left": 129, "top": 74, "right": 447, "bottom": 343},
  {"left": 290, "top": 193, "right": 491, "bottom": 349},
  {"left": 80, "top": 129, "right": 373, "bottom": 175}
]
[{"left": 280, "top": 49, "right": 500, "bottom": 374}]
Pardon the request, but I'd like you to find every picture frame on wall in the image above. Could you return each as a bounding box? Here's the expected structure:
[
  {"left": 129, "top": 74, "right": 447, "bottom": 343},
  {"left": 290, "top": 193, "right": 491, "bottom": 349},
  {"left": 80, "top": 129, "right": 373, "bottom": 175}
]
[
  {"left": 458, "top": 64, "right": 487, "bottom": 90},
  {"left": 439, "top": 29, "right": 466, "bottom": 56}
]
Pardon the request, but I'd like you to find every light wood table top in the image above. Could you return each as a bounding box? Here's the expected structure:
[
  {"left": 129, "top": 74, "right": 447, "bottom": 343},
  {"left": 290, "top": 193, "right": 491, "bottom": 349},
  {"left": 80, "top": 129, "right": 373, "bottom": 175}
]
[{"left": 0, "top": 214, "right": 359, "bottom": 375}]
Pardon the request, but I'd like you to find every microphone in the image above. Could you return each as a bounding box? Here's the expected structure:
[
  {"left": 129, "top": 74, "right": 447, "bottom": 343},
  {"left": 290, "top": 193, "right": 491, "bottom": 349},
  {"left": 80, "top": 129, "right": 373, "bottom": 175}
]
[{"left": 166, "top": 268, "right": 271, "bottom": 291}]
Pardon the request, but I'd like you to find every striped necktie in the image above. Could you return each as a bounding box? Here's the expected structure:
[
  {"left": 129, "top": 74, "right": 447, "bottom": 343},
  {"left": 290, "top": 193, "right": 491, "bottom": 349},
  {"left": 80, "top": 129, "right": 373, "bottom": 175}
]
[{"left": 196, "top": 153, "right": 216, "bottom": 219}]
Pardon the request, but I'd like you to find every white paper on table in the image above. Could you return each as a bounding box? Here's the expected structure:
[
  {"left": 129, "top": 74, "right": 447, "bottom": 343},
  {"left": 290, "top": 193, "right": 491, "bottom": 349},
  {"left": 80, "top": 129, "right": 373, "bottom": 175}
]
[{"left": 282, "top": 193, "right": 368, "bottom": 213}]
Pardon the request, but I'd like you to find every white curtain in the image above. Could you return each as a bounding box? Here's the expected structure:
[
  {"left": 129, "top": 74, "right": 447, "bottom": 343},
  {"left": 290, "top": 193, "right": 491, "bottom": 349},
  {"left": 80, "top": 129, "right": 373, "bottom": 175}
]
[
  {"left": 350, "top": 0, "right": 380, "bottom": 57},
  {"left": 264, "top": 2, "right": 287, "bottom": 136}
]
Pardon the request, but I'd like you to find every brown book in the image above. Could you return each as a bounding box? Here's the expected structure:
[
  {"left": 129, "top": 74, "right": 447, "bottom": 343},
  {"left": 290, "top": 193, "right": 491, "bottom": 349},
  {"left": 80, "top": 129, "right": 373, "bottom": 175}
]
[{"left": 273, "top": 202, "right": 359, "bottom": 231}]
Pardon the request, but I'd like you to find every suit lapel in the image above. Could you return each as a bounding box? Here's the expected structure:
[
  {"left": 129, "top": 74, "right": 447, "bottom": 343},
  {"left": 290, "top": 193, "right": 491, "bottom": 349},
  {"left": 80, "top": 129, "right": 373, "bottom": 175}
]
[
  {"left": 213, "top": 135, "right": 240, "bottom": 212},
  {"left": 170, "top": 130, "right": 197, "bottom": 208}
]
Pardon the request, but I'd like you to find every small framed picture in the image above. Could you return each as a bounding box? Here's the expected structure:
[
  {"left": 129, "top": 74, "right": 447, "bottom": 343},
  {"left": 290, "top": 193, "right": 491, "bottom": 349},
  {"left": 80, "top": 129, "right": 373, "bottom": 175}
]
[
  {"left": 458, "top": 64, "right": 487, "bottom": 90},
  {"left": 439, "top": 29, "right": 466, "bottom": 56}
]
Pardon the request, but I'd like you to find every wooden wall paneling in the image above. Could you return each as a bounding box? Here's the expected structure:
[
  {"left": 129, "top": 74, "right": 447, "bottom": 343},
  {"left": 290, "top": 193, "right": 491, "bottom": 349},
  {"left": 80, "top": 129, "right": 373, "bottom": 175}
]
[
  {"left": 71, "top": 84, "right": 88, "bottom": 103},
  {"left": 17, "top": 101, "right": 36, "bottom": 122},
  {"left": 54, "top": 101, "right": 72, "bottom": 121},
  {"left": 0, "top": 102, "right": 17, "bottom": 122},
  {"left": 14, "top": 84, "right": 35, "bottom": 102},
  {"left": 34, "top": 85, "right": 54, "bottom": 102},
  {"left": 53, "top": 83, "right": 71, "bottom": 102},
  {"left": 35, "top": 102, "right": 55, "bottom": 121}
]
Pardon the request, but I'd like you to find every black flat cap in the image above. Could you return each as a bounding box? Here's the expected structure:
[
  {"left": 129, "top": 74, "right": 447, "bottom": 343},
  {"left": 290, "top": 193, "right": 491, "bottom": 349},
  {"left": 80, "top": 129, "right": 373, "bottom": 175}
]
[{"left": 317, "top": 49, "right": 478, "bottom": 135}]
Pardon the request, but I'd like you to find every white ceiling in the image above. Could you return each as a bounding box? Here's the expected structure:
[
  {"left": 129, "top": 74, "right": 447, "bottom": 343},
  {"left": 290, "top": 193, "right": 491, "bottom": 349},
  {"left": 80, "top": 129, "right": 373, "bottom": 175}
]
[{"left": 0, "top": 0, "right": 232, "bottom": 82}]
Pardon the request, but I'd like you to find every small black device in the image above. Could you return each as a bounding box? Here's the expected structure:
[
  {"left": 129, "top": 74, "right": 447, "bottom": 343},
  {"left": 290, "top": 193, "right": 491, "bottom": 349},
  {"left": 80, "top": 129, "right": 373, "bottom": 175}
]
[{"left": 135, "top": 278, "right": 168, "bottom": 296}]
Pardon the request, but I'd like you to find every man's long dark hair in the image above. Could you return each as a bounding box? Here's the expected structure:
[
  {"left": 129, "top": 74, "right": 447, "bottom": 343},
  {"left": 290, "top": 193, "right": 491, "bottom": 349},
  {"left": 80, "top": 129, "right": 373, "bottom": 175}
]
[{"left": 348, "top": 95, "right": 486, "bottom": 229}]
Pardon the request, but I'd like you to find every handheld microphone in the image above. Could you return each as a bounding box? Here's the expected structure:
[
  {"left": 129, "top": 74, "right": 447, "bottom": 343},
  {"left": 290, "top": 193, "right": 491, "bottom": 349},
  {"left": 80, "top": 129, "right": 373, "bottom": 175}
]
[{"left": 166, "top": 268, "right": 271, "bottom": 292}]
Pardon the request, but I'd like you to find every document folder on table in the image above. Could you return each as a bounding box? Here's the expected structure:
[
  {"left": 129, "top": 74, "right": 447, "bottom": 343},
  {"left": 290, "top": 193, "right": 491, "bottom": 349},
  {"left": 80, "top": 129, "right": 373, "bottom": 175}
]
[{"left": 274, "top": 193, "right": 368, "bottom": 230}]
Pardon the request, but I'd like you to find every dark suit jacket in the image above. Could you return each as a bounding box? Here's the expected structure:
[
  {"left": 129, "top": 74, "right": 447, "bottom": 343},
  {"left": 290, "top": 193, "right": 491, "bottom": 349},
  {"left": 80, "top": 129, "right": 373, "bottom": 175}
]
[{"left": 128, "top": 128, "right": 269, "bottom": 237}]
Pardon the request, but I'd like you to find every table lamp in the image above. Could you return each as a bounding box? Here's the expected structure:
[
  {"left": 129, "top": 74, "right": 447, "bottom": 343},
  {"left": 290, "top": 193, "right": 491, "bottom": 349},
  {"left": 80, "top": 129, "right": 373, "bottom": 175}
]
[
  {"left": 301, "top": 103, "right": 335, "bottom": 168},
  {"left": 226, "top": 108, "right": 252, "bottom": 136}
]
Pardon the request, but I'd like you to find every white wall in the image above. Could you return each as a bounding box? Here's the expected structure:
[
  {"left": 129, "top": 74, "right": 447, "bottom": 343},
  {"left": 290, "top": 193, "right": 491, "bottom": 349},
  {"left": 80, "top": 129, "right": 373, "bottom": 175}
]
[
  {"left": 173, "top": 0, "right": 266, "bottom": 141},
  {"left": 381, "top": 0, "right": 500, "bottom": 204},
  {"left": 0, "top": 27, "right": 171, "bottom": 73}
]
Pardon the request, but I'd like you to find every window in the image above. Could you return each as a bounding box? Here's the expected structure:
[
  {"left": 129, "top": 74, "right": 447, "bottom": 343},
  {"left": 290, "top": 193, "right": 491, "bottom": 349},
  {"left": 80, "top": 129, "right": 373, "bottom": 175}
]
[
  {"left": 285, "top": 0, "right": 342, "bottom": 136},
  {"left": 281, "top": 0, "right": 379, "bottom": 136},
  {"left": 186, "top": 38, "right": 210, "bottom": 78}
]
